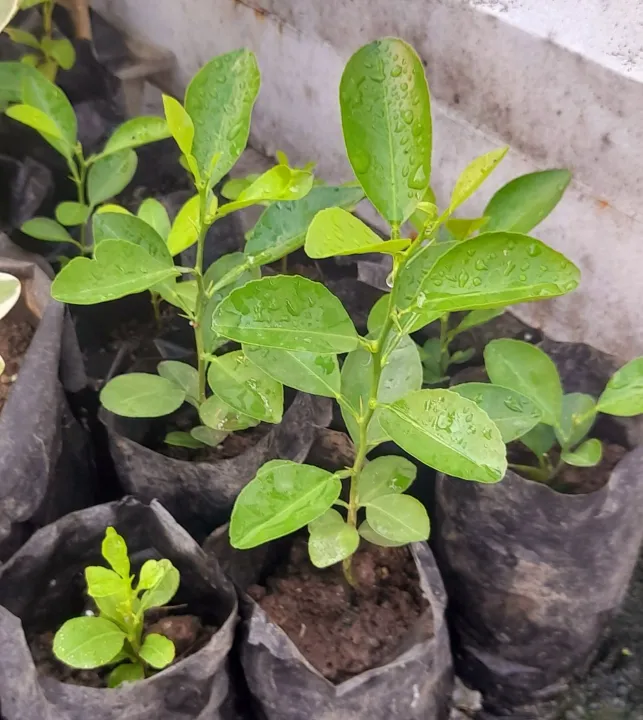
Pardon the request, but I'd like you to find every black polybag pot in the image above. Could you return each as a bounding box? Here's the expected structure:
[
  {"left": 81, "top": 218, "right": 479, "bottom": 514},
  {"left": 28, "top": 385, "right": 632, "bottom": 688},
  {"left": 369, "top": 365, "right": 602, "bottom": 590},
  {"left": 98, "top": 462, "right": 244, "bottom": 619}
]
[
  {"left": 102, "top": 393, "right": 333, "bottom": 543},
  {"left": 0, "top": 237, "right": 95, "bottom": 561},
  {"left": 0, "top": 497, "right": 238, "bottom": 720},
  {"left": 206, "top": 531, "right": 454, "bottom": 720}
]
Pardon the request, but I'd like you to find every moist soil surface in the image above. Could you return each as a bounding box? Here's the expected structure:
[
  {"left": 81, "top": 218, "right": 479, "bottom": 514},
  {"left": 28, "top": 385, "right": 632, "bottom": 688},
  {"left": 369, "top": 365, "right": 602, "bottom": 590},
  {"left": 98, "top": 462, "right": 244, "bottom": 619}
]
[
  {"left": 248, "top": 538, "right": 430, "bottom": 683},
  {"left": 0, "top": 319, "right": 34, "bottom": 412},
  {"left": 30, "top": 611, "right": 215, "bottom": 688}
]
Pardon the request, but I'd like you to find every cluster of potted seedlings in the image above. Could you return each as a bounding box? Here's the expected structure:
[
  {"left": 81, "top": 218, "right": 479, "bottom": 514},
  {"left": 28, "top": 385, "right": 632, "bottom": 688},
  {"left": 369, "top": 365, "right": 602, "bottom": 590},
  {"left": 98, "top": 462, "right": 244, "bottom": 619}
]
[{"left": 0, "top": 13, "right": 641, "bottom": 720}]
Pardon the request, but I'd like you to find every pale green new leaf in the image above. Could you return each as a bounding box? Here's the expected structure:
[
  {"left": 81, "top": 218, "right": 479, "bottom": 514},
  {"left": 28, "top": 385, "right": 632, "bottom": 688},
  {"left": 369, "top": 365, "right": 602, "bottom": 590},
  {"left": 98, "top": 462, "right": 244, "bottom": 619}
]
[
  {"left": 167, "top": 194, "right": 200, "bottom": 256},
  {"left": 20, "top": 70, "right": 76, "bottom": 149},
  {"left": 53, "top": 617, "right": 125, "bottom": 669},
  {"left": 5, "top": 26, "right": 40, "bottom": 49},
  {"left": 308, "top": 510, "right": 359, "bottom": 568},
  {"left": 85, "top": 566, "right": 126, "bottom": 598},
  {"left": 92, "top": 212, "right": 172, "bottom": 265},
  {"left": 87, "top": 149, "right": 138, "bottom": 207},
  {"left": 162, "top": 94, "right": 194, "bottom": 158},
  {"left": 556, "top": 393, "right": 597, "bottom": 449},
  {"left": 100, "top": 373, "right": 186, "bottom": 418},
  {"left": 107, "top": 662, "right": 145, "bottom": 688},
  {"left": 357, "top": 455, "right": 417, "bottom": 505},
  {"left": 101, "top": 526, "right": 130, "bottom": 578},
  {"left": 101, "top": 116, "right": 170, "bottom": 157},
  {"left": 365, "top": 494, "right": 430, "bottom": 543},
  {"left": 598, "top": 358, "right": 643, "bottom": 417},
  {"left": 561, "top": 438, "right": 602, "bottom": 467},
  {"left": 449, "top": 147, "right": 508, "bottom": 213},
  {"left": 139, "top": 633, "right": 175, "bottom": 669},
  {"left": 41, "top": 37, "right": 75, "bottom": 69},
  {"left": 139, "top": 559, "right": 180, "bottom": 611},
  {"left": 138, "top": 559, "right": 165, "bottom": 590}
]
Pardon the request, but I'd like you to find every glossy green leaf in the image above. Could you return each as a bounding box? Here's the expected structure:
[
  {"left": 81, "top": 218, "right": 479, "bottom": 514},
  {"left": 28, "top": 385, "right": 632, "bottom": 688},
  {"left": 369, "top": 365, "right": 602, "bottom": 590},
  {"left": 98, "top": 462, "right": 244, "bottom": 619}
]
[
  {"left": 417, "top": 232, "right": 580, "bottom": 313},
  {"left": 101, "top": 526, "right": 129, "bottom": 578},
  {"left": 53, "top": 617, "right": 125, "bottom": 669},
  {"left": 598, "top": 358, "right": 643, "bottom": 417},
  {"left": 0, "top": 61, "right": 38, "bottom": 104},
  {"left": 87, "top": 149, "right": 138, "bottom": 207},
  {"left": 191, "top": 425, "right": 228, "bottom": 447},
  {"left": 139, "top": 559, "right": 180, "bottom": 611},
  {"left": 561, "top": 438, "right": 602, "bottom": 467},
  {"left": 92, "top": 212, "right": 172, "bottom": 266},
  {"left": 556, "top": 393, "right": 597, "bottom": 449},
  {"left": 207, "top": 350, "right": 284, "bottom": 423},
  {"left": 42, "top": 36, "right": 75, "bottom": 69},
  {"left": 162, "top": 94, "right": 194, "bottom": 159},
  {"left": 359, "top": 520, "right": 406, "bottom": 547},
  {"left": 139, "top": 633, "right": 175, "bottom": 669},
  {"left": 55, "top": 201, "right": 89, "bottom": 226},
  {"left": 366, "top": 294, "right": 394, "bottom": 335},
  {"left": 185, "top": 49, "right": 260, "bottom": 186},
  {"left": 85, "top": 566, "right": 125, "bottom": 598},
  {"left": 6, "top": 103, "right": 63, "bottom": 141},
  {"left": 484, "top": 169, "right": 572, "bottom": 233},
  {"left": 451, "top": 382, "right": 542, "bottom": 443},
  {"left": 520, "top": 423, "right": 556, "bottom": 458},
  {"left": 484, "top": 339, "right": 563, "bottom": 425},
  {"left": 5, "top": 26, "right": 39, "bottom": 49},
  {"left": 51, "top": 240, "right": 180, "bottom": 304},
  {"left": 138, "top": 198, "right": 171, "bottom": 241},
  {"left": 164, "top": 430, "right": 204, "bottom": 449},
  {"left": 199, "top": 394, "right": 259, "bottom": 432},
  {"left": 244, "top": 185, "right": 365, "bottom": 266},
  {"left": 167, "top": 194, "right": 200, "bottom": 256},
  {"left": 357, "top": 455, "right": 417, "bottom": 505},
  {"left": 445, "top": 216, "right": 489, "bottom": 240},
  {"left": 221, "top": 174, "right": 258, "bottom": 200},
  {"left": 0, "top": 272, "right": 20, "bottom": 320},
  {"left": 379, "top": 388, "right": 507, "bottom": 482},
  {"left": 158, "top": 360, "right": 199, "bottom": 407},
  {"left": 101, "top": 116, "right": 170, "bottom": 157},
  {"left": 230, "top": 460, "right": 342, "bottom": 549},
  {"left": 243, "top": 345, "right": 340, "bottom": 398},
  {"left": 305, "top": 207, "right": 410, "bottom": 258},
  {"left": 21, "top": 216, "right": 73, "bottom": 243},
  {"left": 395, "top": 240, "right": 458, "bottom": 311},
  {"left": 212, "top": 275, "right": 359, "bottom": 354},
  {"left": 365, "top": 494, "right": 430, "bottom": 543},
  {"left": 96, "top": 204, "right": 131, "bottom": 216},
  {"left": 138, "top": 559, "right": 166, "bottom": 590},
  {"left": 308, "top": 510, "right": 359, "bottom": 568},
  {"left": 107, "top": 662, "right": 145, "bottom": 688},
  {"left": 100, "top": 373, "right": 186, "bottom": 418},
  {"left": 449, "top": 147, "right": 508, "bottom": 213},
  {"left": 419, "top": 337, "right": 445, "bottom": 385},
  {"left": 340, "top": 38, "right": 431, "bottom": 223},
  {"left": 20, "top": 70, "right": 76, "bottom": 149},
  {"left": 155, "top": 278, "right": 197, "bottom": 316},
  {"left": 452, "top": 307, "right": 505, "bottom": 336}
]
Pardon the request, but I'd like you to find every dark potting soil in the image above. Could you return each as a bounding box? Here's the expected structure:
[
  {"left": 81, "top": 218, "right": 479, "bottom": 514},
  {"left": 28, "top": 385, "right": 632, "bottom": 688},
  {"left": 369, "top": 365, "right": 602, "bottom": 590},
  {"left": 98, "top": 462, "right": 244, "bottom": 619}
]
[
  {"left": 162, "top": 424, "right": 271, "bottom": 462},
  {"left": 30, "top": 612, "right": 216, "bottom": 688},
  {"left": 248, "top": 538, "right": 430, "bottom": 683},
  {"left": 0, "top": 318, "right": 34, "bottom": 412}
]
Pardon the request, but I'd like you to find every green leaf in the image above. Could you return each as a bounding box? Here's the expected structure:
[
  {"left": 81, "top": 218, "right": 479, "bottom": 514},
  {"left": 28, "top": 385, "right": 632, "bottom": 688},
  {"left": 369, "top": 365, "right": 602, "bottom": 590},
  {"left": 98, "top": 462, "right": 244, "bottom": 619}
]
[
  {"left": 87, "top": 149, "right": 138, "bottom": 207},
  {"left": 244, "top": 185, "right": 365, "bottom": 266},
  {"left": 341, "top": 334, "right": 422, "bottom": 447},
  {"left": 107, "top": 662, "right": 145, "bottom": 688},
  {"left": 100, "top": 373, "right": 186, "bottom": 418},
  {"left": 139, "top": 559, "right": 180, "bottom": 612},
  {"left": 0, "top": 272, "right": 20, "bottom": 320},
  {"left": 395, "top": 240, "right": 458, "bottom": 311},
  {"left": 207, "top": 350, "right": 283, "bottom": 423},
  {"left": 191, "top": 425, "right": 228, "bottom": 447},
  {"left": 452, "top": 308, "right": 505, "bottom": 336},
  {"left": 364, "top": 494, "right": 430, "bottom": 543},
  {"left": 158, "top": 360, "right": 199, "bottom": 407},
  {"left": 21, "top": 216, "right": 73, "bottom": 243},
  {"left": 6, "top": 103, "right": 64, "bottom": 141},
  {"left": 484, "top": 169, "right": 572, "bottom": 233},
  {"left": 20, "top": 70, "right": 76, "bottom": 149},
  {"left": 417, "top": 232, "right": 580, "bottom": 313},
  {"left": 561, "top": 438, "right": 602, "bottom": 467},
  {"left": 212, "top": 275, "right": 359, "bottom": 354},
  {"left": 51, "top": 240, "right": 179, "bottom": 304},
  {"left": 167, "top": 194, "right": 200, "bottom": 256},
  {"left": 93, "top": 212, "right": 172, "bottom": 266},
  {"left": 358, "top": 520, "right": 406, "bottom": 547},
  {"left": 308, "top": 510, "right": 359, "bottom": 568},
  {"left": 0, "top": 61, "right": 38, "bottom": 105},
  {"left": 230, "top": 460, "right": 342, "bottom": 549},
  {"left": 451, "top": 382, "right": 542, "bottom": 443},
  {"left": 42, "top": 37, "right": 75, "bottom": 69},
  {"left": 305, "top": 207, "right": 410, "bottom": 258},
  {"left": 556, "top": 393, "right": 597, "bottom": 449},
  {"left": 101, "top": 527, "right": 130, "bottom": 578},
  {"left": 243, "top": 345, "right": 340, "bottom": 398},
  {"left": 53, "top": 617, "right": 126, "bottom": 669},
  {"left": 484, "top": 339, "right": 563, "bottom": 425},
  {"left": 445, "top": 216, "right": 489, "bottom": 240},
  {"left": 96, "top": 204, "right": 131, "bottom": 216},
  {"left": 598, "top": 358, "right": 643, "bottom": 417},
  {"left": 520, "top": 423, "right": 556, "bottom": 458},
  {"left": 366, "top": 294, "right": 391, "bottom": 335},
  {"left": 340, "top": 38, "right": 431, "bottom": 224},
  {"left": 357, "top": 455, "right": 417, "bottom": 505},
  {"left": 139, "top": 633, "right": 175, "bottom": 669},
  {"left": 450, "top": 348, "right": 476, "bottom": 366},
  {"left": 156, "top": 278, "right": 198, "bottom": 315},
  {"left": 162, "top": 94, "right": 194, "bottom": 160},
  {"left": 449, "top": 147, "right": 508, "bottom": 213},
  {"left": 199, "top": 395, "right": 259, "bottom": 433},
  {"left": 420, "top": 337, "right": 446, "bottom": 386},
  {"left": 101, "top": 116, "right": 170, "bottom": 157},
  {"left": 85, "top": 566, "right": 126, "bottom": 598},
  {"left": 138, "top": 559, "right": 166, "bottom": 590},
  {"left": 379, "top": 388, "right": 507, "bottom": 482},
  {"left": 55, "top": 201, "right": 90, "bottom": 226},
  {"left": 164, "top": 431, "right": 204, "bottom": 449},
  {"left": 185, "top": 49, "right": 260, "bottom": 186},
  {"left": 221, "top": 174, "right": 257, "bottom": 200},
  {"left": 138, "top": 198, "right": 171, "bottom": 241},
  {"left": 5, "top": 27, "right": 40, "bottom": 49}
]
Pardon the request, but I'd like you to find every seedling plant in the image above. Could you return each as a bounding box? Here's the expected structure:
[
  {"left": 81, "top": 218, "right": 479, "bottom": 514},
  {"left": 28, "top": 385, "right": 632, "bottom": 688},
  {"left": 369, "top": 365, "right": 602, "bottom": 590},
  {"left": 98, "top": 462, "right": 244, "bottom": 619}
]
[
  {"left": 224, "top": 37, "right": 581, "bottom": 584},
  {"left": 53, "top": 527, "right": 180, "bottom": 687}
]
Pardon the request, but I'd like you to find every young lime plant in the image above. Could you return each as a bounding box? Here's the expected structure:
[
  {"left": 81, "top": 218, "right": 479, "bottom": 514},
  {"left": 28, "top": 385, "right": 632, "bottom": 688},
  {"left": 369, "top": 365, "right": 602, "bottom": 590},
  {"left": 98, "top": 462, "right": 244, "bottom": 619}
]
[
  {"left": 416, "top": 168, "right": 572, "bottom": 385},
  {"left": 0, "top": 271, "right": 22, "bottom": 375},
  {"left": 223, "top": 38, "right": 581, "bottom": 583},
  {"left": 50, "top": 49, "right": 364, "bottom": 450},
  {"left": 53, "top": 527, "right": 180, "bottom": 687},
  {"left": 451, "top": 339, "right": 643, "bottom": 485}
]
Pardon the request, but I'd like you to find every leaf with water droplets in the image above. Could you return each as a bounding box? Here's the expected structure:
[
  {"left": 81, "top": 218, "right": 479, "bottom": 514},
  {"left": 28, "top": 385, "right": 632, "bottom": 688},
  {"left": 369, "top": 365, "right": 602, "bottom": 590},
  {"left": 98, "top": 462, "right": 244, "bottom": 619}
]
[
  {"left": 53, "top": 617, "right": 125, "bottom": 670},
  {"left": 451, "top": 382, "right": 542, "bottom": 443},
  {"left": 379, "top": 388, "right": 507, "bottom": 482},
  {"left": 597, "top": 358, "right": 643, "bottom": 417},
  {"left": 305, "top": 207, "right": 410, "bottom": 258},
  {"left": 207, "top": 350, "right": 283, "bottom": 423},
  {"left": 185, "top": 50, "right": 260, "bottom": 187},
  {"left": 396, "top": 240, "right": 457, "bottom": 311},
  {"left": 101, "top": 116, "right": 170, "bottom": 157},
  {"left": 19, "top": 69, "right": 76, "bottom": 150},
  {"left": 199, "top": 394, "right": 259, "bottom": 432},
  {"left": 212, "top": 275, "right": 359, "bottom": 354},
  {"left": 93, "top": 212, "right": 173, "bottom": 266},
  {"left": 556, "top": 393, "right": 596, "bottom": 449},
  {"left": 449, "top": 147, "right": 508, "bottom": 213},
  {"left": 561, "top": 438, "right": 602, "bottom": 467},
  {"left": 364, "top": 494, "right": 430, "bottom": 544},
  {"left": 357, "top": 455, "right": 417, "bottom": 505},
  {"left": 230, "top": 460, "right": 341, "bottom": 549},
  {"left": 243, "top": 345, "right": 340, "bottom": 398},
  {"left": 100, "top": 373, "right": 186, "bottom": 418},
  {"left": 157, "top": 360, "right": 199, "bottom": 407},
  {"left": 340, "top": 38, "right": 432, "bottom": 224},
  {"left": 308, "top": 509, "right": 359, "bottom": 568},
  {"left": 418, "top": 232, "right": 580, "bottom": 313},
  {"left": 484, "top": 169, "right": 572, "bottom": 233}
]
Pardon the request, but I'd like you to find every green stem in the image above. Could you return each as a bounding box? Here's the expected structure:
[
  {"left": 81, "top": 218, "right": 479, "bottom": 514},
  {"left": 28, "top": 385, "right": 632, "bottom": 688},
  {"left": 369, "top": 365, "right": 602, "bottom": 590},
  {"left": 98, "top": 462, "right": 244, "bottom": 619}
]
[
  {"left": 72, "top": 153, "right": 89, "bottom": 255},
  {"left": 439, "top": 313, "right": 450, "bottom": 375},
  {"left": 194, "top": 186, "right": 211, "bottom": 405},
  {"left": 42, "top": 0, "right": 54, "bottom": 38},
  {"left": 150, "top": 290, "right": 162, "bottom": 328}
]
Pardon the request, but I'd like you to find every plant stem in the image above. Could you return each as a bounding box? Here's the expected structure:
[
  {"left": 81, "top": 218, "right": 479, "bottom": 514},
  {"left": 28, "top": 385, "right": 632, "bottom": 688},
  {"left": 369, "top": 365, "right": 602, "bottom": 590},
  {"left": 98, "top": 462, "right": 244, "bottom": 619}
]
[
  {"left": 439, "top": 312, "right": 450, "bottom": 375},
  {"left": 193, "top": 186, "right": 211, "bottom": 405},
  {"left": 150, "top": 290, "right": 162, "bottom": 328},
  {"left": 42, "top": 0, "right": 54, "bottom": 38},
  {"left": 72, "top": 153, "right": 89, "bottom": 255}
]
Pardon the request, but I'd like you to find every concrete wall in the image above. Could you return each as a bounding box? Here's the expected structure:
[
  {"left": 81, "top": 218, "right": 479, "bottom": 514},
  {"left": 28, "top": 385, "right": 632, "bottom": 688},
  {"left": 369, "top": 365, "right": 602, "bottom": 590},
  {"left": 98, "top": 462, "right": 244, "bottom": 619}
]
[{"left": 93, "top": 0, "right": 643, "bottom": 360}]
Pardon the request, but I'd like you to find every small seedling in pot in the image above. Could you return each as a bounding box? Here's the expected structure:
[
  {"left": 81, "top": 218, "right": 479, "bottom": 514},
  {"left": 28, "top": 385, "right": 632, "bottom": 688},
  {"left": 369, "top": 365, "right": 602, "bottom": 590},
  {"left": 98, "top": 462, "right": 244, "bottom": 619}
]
[
  {"left": 451, "top": 338, "right": 643, "bottom": 485},
  {"left": 0, "top": 272, "right": 22, "bottom": 375},
  {"left": 49, "top": 50, "right": 364, "bottom": 449},
  {"left": 53, "top": 527, "right": 180, "bottom": 687},
  {"left": 224, "top": 38, "right": 581, "bottom": 584}
]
